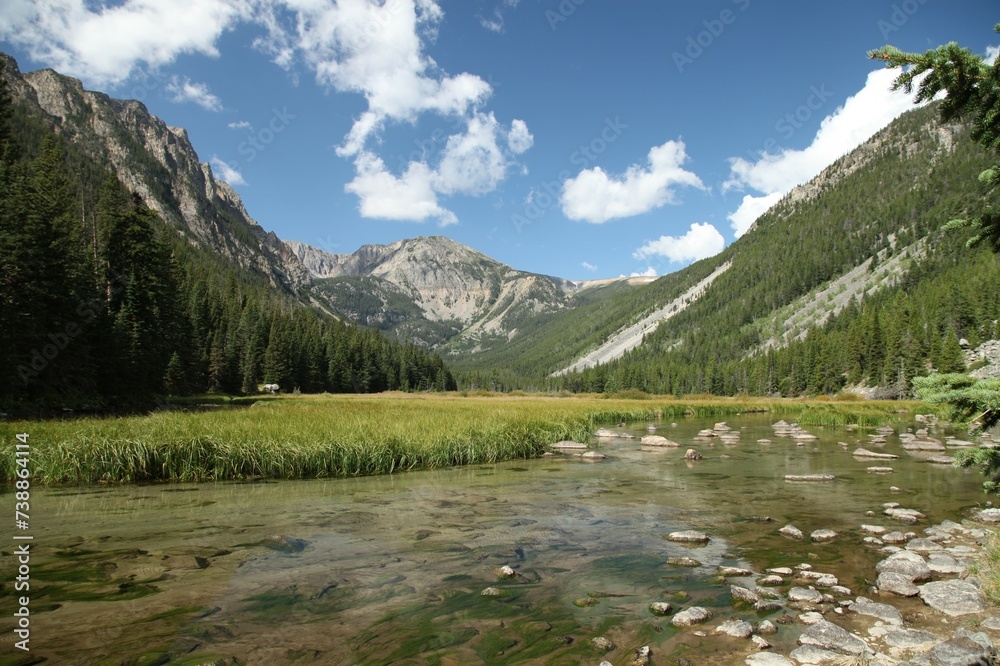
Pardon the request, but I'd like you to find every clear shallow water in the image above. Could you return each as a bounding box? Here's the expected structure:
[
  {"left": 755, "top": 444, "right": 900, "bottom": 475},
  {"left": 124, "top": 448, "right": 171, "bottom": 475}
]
[{"left": 0, "top": 414, "right": 990, "bottom": 665}]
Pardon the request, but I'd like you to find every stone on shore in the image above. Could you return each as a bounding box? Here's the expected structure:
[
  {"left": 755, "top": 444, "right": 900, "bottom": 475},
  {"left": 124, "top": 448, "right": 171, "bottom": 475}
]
[
  {"left": 848, "top": 597, "right": 903, "bottom": 625},
  {"left": 918, "top": 579, "right": 986, "bottom": 616},
  {"left": 928, "top": 628, "right": 998, "bottom": 665},
  {"left": 745, "top": 654, "right": 794, "bottom": 666},
  {"left": 976, "top": 508, "right": 1000, "bottom": 523}
]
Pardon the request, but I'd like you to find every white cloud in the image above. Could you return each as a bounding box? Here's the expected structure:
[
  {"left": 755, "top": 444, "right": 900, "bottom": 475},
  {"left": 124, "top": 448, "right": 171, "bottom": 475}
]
[
  {"left": 987, "top": 45, "right": 999, "bottom": 62},
  {"left": 581, "top": 261, "right": 597, "bottom": 272},
  {"left": 434, "top": 112, "right": 508, "bottom": 196},
  {"left": 507, "top": 118, "right": 533, "bottom": 154},
  {"left": 228, "top": 120, "right": 251, "bottom": 129},
  {"left": 210, "top": 156, "right": 246, "bottom": 185},
  {"left": 724, "top": 68, "right": 919, "bottom": 236},
  {"left": 727, "top": 192, "right": 783, "bottom": 237},
  {"left": 625, "top": 267, "right": 658, "bottom": 278},
  {"left": 0, "top": 0, "right": 249, "bottom": 86},
  {"left": 480, "top": 0, "right": 521, "bottom": 33},
  {"left": 561, "top": 140, "right": 705, "bottom": 223},
  {"left": 633, "top": 222, "right": 725, "bottom": 264},
  {"left": 344, "top": 151, "right": 457, "bottom": 227},
  {"left": 254, "top": 0, "right": 492, "bottom": 157},
  {"left": 166, "top": 76, "right": 223, "bottom": 111}
]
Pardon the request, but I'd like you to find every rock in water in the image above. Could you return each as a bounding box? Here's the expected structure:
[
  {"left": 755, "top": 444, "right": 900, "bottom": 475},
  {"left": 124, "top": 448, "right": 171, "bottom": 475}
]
[
  {"left": 684, "top": 448, "right": 703, "bottom": 460},
  {"left": 590, "top": 636, "right": 615, "bottom": 652},
  {"left": 671, "top": 606, "right": 713, "bottom": 627},
  {"left": 666, "top": 530, "right": 710, "bottom": 543},
  {"left": 796, "top": 620, "right": 869, "bottom": 655},
  {"left": 778, "top": 524, "right": 804, "bottom": 539},
  {"left": 649, "top": 601, "right": 673, "bottom": 616},
  {"left": 641, "top": 435, "right": 679, "bottom": 447},
  {"left": 784, "top": 474, "right": 836, "bottom": 482},
  {"left": 714, "top": 618, "right": 754, "bottom": 638},
  {"left": 810, "top": 529, "right": 838, "bottom": 542}
]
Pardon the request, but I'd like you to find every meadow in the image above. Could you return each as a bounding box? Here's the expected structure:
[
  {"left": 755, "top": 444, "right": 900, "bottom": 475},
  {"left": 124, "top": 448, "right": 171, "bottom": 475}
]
[{"left": 0, "top": 392, "right": 927, "bottom": 485}]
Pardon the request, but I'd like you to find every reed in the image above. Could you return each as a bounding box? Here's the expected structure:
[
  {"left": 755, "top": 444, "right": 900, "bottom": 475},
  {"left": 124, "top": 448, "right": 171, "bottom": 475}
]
[{"left": 0, "top": 393, "right": 919, "bottom": 485}]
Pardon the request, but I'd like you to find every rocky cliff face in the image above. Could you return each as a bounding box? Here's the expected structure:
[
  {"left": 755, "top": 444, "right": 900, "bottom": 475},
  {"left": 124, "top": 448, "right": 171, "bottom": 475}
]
[{"left": 1, "top": 53, "right": 311, "bottom": 291}]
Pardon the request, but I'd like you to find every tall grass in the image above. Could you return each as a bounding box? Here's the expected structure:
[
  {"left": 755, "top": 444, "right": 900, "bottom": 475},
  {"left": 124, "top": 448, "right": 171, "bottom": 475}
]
[{"left": 0, "top": 393, "right": 919, "bottom": 485}]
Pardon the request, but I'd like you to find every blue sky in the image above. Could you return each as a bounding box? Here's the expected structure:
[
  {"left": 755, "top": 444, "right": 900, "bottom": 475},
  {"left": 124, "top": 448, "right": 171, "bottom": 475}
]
[{"left": 1, "top": 1, "right": 996, "bottom": 280}]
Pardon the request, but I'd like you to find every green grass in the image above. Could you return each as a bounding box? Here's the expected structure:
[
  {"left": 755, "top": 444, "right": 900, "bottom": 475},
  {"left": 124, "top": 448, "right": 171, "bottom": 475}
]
[{"left": 0, "top": 393, "right": 920, "bottom": 485}]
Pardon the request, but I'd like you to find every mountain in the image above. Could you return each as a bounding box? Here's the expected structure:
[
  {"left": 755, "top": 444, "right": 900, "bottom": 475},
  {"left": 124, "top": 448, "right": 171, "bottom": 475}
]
[
  {"left": 0, "top": 53, "right": 455, "bottom": 410},
  {"left": 534, "top": 102, "right": 1000, "bottom": 396},
  {"left": 286, "top": 235, "right": 647, "bottom": 350},
  {"left": 0, "top": 53, "right": 316, "bottom": 299}
]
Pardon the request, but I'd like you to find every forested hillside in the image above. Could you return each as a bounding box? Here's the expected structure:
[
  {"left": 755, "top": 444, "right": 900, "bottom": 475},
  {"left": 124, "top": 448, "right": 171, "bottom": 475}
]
[
  {"left": 548, "top": 104, "right": 1000, "bottom": 396},
  {"left": 0, "top": 61, "right": 454, "bottom": 413}
]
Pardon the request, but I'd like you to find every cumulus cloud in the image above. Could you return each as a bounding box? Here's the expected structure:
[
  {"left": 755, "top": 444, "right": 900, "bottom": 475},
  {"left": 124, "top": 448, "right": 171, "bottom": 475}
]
[
  {"left": 0, "top": 0, "right": 249, "bottom": 86},
  {"left": 0, "top": 0, "right": 532, "bottom": 225},
  {"left": 166, "top": 76, "right": 223, "bottom": 111},
  {"left": 210, "top": 156, "right": 246, "bottom": 185},
  {"left": 345, "top": 151, "right": 457, "bottom": 227},
  {"left": 633, "top": 222, "right": 726, "bottom": 264},
  {"left": 625, "top": 267, "right": 657, "bottom": 278},
  {"left": 724, "top": 68, "right": 919, "bottom": 236},
  {"left": 254, "top": 0, "right": 493, "bottom": 157},
  {"left": 581, "top": 261, "right": 597, "bottom": 272},
  {"left": 507, "top": 119, "right": 534, "bottom": 154},
  {"left": 561, "top": 140, "right": 705, "bottom": 223}
]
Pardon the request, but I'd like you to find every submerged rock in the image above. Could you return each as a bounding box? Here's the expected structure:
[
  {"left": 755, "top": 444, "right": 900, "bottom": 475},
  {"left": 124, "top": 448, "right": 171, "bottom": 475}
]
[
  {"left": 666, "top": 530, "right": 710, "bottom": 543},
  {"left": 666, "top": 556, "right": 702, "bottom": 567},
  {"left": 784, "top": 474, "right": 836, "bottom": 482},
  {"left": 641, "top": 435, "right": 679, "bottom": 447},
  {"left": 590, "top": 636, "right": 615, "bottom": 652}
]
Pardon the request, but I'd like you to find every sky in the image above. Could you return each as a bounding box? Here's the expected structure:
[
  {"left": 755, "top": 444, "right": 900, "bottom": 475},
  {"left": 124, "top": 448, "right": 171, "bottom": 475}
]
[{"left": 0, "top": 1, "right": 996, "bottom": 281}]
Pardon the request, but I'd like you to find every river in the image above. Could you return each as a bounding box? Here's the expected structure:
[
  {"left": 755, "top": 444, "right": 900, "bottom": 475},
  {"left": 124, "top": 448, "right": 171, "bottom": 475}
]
[{"left": 0, "top": 414, "right": 989, "bottom": 665}]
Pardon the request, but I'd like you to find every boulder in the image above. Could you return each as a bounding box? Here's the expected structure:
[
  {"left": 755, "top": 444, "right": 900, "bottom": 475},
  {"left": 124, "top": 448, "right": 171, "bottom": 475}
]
[
  {"left": 590, "top": 636, "right": 615, "bottom": 652},
  {"left": 628, "top": 645, "right": 651, "bottom": 666},
  {"left": 810, "top": 529, "right": 838, "bottom": 542},
  {"left": 876, "top": 571, "right": 919, "bottom": 597},
  {"left": 928, "top": 628, "right": 998, "bottom": 665},
  {"left": 671, "top": 606, "right": 713, "bottom": 627},
  {"left": 641, "top": 435, "right": 679, "bottom": 447},
  {"left": 778, "top": 524, "right": 804, "bottom": 539},
  {"left": 731, "top": 585, "right": 760, "bottom": 605},
  {"left": 883, "top": 629, "right": 938, "bottom": 649},
  {"left": 784, "top": 474, "right": 836, "bottom": 482},
  {"left": 758, "top": 575, "right": 784, "bottom": 586},
  {"left": 884, "top": 507, "right": 925, "bottom": 523},
  {"left": 551, "top": 440, "right": 588, "bottom": 451},
  {"left": 853, "top": 447, "right": 899, "bottom": 459},
  {"left": 876, "top": 550, "right": 931, "bottom": 582},
  {"left": 683, "top": 448, "right": 703, "bottom": 460},
  {"left": 976, "top": 508, "right": 1000, "bottom": 523},
  {"left": 848, "top": 597, "right": 903, "bottom": 625},
  {"left": 665, "top": 530, "right": 710, "bottom": 543},
  {"left": 797, "top": 620, "right": 870, "bottom": 655},
  {"left": 918, "top": 579, "right": 987, "bottom": 616},
  {"left": 788, "top": 587, "right": 824, "bottom": 604},
  {"left": 649, "top": 601, "right": 673, "bottom": 616},
  {"left": 714, "top": 618, "right": 754, "bottom": 638}
]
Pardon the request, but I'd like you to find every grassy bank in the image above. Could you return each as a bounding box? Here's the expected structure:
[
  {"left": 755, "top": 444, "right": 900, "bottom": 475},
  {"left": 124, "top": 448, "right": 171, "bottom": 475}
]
[{"left": 0, "top": 393, "right": 924, "bottom": 485}]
